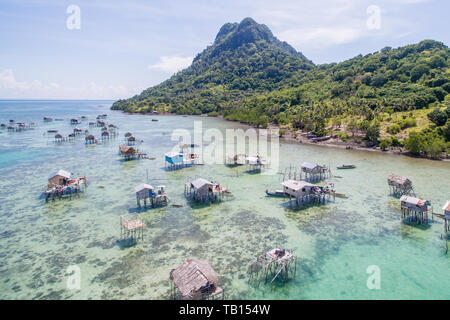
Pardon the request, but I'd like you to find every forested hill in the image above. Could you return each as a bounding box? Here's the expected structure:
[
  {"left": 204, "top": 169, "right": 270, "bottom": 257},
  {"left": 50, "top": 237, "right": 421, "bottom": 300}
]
[
  {"left": 112, "top": 17, "right": 450, "bottom": 158},
  {"left": 111, "top": 17, "right": 314, "bottom": 114}
]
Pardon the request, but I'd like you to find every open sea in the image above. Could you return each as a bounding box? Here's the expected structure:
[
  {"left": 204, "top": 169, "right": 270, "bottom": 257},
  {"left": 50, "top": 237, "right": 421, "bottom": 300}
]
[{"left": 0, "top": 100, "right": 449, "bottom": 299}]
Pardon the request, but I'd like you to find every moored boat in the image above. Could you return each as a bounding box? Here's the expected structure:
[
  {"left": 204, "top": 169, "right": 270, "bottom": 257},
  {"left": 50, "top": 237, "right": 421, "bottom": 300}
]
[
  {"left": 265, "top": 189, "right": 287, "bottom": 197},
  {"left": 331, "top": 191, "right": 348, "bottom": 198},
  {"left": 337, "top": 164, "right": 356, "bottom": 169}
]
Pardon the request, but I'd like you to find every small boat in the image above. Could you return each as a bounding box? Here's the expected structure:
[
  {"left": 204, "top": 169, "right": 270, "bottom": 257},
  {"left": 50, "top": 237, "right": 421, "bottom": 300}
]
[
  {"left": 171, "top": 204, "right": 183, "bottom": 207},
  {"left": 151, "top": 119, "right": 158, "bottom": 122},
  {"left": 265, "top": 189, "right": 287, "bottom": 197},
  {"left": 332, "top": 192, "right": 348, "bottom": 198},
  {"left": 337, "top": 164, "right": 356, "bottom": 169}
]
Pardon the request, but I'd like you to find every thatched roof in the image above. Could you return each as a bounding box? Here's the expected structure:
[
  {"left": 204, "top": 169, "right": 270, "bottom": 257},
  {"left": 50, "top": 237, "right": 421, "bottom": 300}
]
[
  {"left": 302, "top": 162, "right": 319, "bottom": 170},
  {"left": 124, "top": 132, "right": 132, "bottom": 137},
  {"left": 170, "top": 258, "right": 219, "bottom": 299},
  {"left": 55, "top": 133, "right": 63, "bottom": 139},
  {"left": 387, "top": 174, "right": 412, "bottom": 187},
  {"left": 135, "top": 183, "right": 153, "bottom": 193},
  {"left": 48, "top": 169, "right": 70, "bottom": 180},
  {"left": 120, "top": 145, "right": 136, "bottom": 154},
  {"left": 191, "top": 178, "right": 212, "bottom": 190},
  {"left": 128, "top": 136, "right": 136, "bottom": 141},
  {"left": 102, "top": 131, "right": 109, "bottom": 136},
  {"left": 85, "top": 134, "right": 95, "bottom": 140},
  {"left": 400, "top": 195, "right": 429, "bottom": 207}
]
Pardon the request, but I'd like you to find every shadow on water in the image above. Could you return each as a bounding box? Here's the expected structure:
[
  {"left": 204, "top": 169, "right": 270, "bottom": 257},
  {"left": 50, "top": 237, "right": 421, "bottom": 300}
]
[
  {"left": 401, "top": 220, "right": 433, "bottom": 230},
  {"left": 116, "top": 239, "right": 138, "bottom": 250},
  {"left": 128, "top": 206, "right": 168, "bottom": 214},
  {"left": 280, "top": 199, "right": 333, "bottom": 212}
]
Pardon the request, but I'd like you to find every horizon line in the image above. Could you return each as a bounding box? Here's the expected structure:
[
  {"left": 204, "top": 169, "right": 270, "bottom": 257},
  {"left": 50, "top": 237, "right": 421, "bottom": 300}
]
[{"left": 0, "top": 99, "right": 116, "bottom": 101}]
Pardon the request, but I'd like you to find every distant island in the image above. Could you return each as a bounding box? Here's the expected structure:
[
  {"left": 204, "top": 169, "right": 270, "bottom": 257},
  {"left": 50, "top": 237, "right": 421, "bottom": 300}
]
[{"left": 112, "top": 17, "right": 450, "bottom": 159}]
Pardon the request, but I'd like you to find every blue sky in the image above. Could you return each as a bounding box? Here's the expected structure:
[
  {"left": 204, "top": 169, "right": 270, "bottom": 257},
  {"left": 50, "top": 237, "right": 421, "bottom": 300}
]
[{"left": 0, "top": 0, "right": 448, "bottom": 99}]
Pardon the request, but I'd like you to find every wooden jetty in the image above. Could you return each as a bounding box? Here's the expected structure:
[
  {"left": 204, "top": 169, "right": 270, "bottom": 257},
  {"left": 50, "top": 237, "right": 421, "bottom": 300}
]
[
  {"left": 248, "top": 248, "right": 297, "bottom": 286},
  {"left": 120, "top": 215, "right": 144, "bottom": 244},
  {"left": 170, "top": 258, "right": 224, "bottom": 300},
  {"left": 281, "top": 180, "right": 334, "bottom": 207},
  {"left": 45, "top": 169, "right": 87, "bottom": 201},
  {"left": 400, "top": 195, "right": 432, "bottom": 224},
  {"left": 388, "top": 174, "right": 415, "bottom": 197},
  {"left": 184, "top": 178, "right": 230, "bottom": 203},
  {"left": 135, "top": 184, "right": 169, "bottom": 208}
]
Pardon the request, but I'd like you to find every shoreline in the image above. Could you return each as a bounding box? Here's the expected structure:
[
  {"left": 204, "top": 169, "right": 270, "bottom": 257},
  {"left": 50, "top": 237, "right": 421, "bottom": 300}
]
[{"left": 113, "top": 109, "right": 450, "bottom": 162}]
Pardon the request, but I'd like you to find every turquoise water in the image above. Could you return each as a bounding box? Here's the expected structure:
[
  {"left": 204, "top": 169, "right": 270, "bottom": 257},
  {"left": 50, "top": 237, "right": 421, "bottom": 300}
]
[{"left": 0, "top": 100, "right": 448, "bottom": 300}]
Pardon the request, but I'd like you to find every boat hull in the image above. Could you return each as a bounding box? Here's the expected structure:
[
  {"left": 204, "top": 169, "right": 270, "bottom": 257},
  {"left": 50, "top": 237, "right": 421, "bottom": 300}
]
[{"left": 265, "top": 190, "right": 287, "bottom": 197}]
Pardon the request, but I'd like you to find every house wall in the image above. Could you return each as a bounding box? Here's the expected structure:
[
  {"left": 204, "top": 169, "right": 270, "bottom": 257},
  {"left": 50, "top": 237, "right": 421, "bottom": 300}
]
[
  {"left": 194, "top": 184, "right": 210, "bottom": 196},
  {"left": 137, "top": 189, "right": 152, "bottom": 199},
  {"left": 49, "top": 175, "right": 64, "bottom": 186},
  {"left": 401, "top": 202, "right": 427, "bottom": 212},
  {"left": 283, "top": 187, "right": 305, "bottom": 198}
]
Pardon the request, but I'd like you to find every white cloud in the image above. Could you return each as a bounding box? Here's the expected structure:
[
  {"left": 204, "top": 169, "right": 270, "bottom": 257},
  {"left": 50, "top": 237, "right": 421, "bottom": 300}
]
[
  {"left": 148, "top": 55, "right": 193, "bottom": 74},
  {"left": 278, "top": 27, "right": 364, "bottom": 49},
  {"left": 0, "top": 69, "right": 142, "bottom": 100},
  {"left": 250, "top": 0, "right": 370, "bottom": 50},
  {"left": 0, "top": 69, "right": 30, "bottom": 89},
  {"left": 396, "top": 0, "right": 430, "bottom": 3}
]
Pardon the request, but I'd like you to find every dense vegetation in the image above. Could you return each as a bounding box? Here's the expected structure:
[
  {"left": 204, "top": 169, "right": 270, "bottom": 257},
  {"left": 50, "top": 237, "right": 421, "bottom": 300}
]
[{"left": 112, "top": 17, "right": 450, "bottom": 158}]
